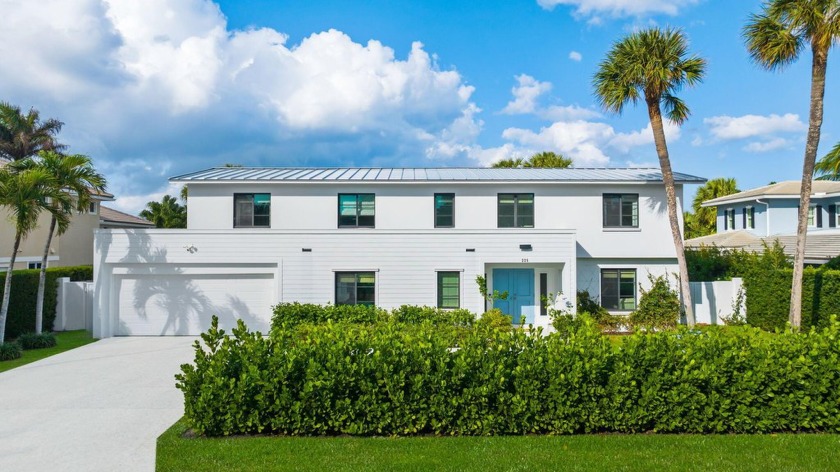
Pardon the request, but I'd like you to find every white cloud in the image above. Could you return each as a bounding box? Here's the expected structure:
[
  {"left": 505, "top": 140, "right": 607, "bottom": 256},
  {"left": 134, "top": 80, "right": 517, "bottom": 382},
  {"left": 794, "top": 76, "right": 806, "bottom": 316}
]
[
  {"left": 537, "top": 0, "right": 700, "bottom": 19},
  {"left": 569, "top": 51, "right": 582, "bottom": 61},
  {"left": 704, "top": 113, "right": 806, "bottom": 140},
  {"left": 0, "top": 0, "right": 480, "bottom": 213},
  {"left": 743, "top": 137, "right": 790, "bottom": 153},
  {"left": 609, "top": 121, "right": 681, "bottom": 153},
  {"left": 538, "top": 105, "right": 602, "bottom": 121},
  {"left": 501, "top": 74, "right": 552, "bottom": 115}
]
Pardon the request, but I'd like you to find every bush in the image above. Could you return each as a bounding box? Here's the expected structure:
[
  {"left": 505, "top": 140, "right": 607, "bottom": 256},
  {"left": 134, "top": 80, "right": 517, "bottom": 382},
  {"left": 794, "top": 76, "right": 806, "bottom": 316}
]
[
  {"left": 686, "top": 241, "right": 789, "bottom": 281},
  {"left": 271, "top": 303, "right": 475, "bottom": 329},
  {"left": 575, "top": 291, "right": 624, "bottom": 331},
  {"left": 0, "top": 341, "right": 22, "bottom": 361},
  {"left": 474, "top": 308, "right": 512, "bottom": 332},
  {"left": 745, "top": 267, "right": 840, "bottom": 330},
  {"left": 391, "top": 305, "right": 475, "bottom": 327},
  {"left": 628, "top": 275, "right": 680, "bottom": 330},
  {"left": 17, "top": 332, "right": 57, "bottom": 350},
  {"left": 178, "top": 315, "right": 840, "bottom": 437},
  {"left": 0, "top": 266, "right": 93, "bottom": 339}
]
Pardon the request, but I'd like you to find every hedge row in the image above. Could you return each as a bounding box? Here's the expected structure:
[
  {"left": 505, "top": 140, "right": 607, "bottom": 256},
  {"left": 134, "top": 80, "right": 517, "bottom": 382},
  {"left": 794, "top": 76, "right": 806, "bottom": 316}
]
[
  {"left": 177, "top": 315, "right": 840, "bottom": 436},
  {"left": 744, "top": 268, "right": 840, "bottom": 330},
  {"left": 0, "top": 266, "right": 92, "bottom": 339},
  {"left": 271, "top": 302, "right": 475, "bottom": 329}
]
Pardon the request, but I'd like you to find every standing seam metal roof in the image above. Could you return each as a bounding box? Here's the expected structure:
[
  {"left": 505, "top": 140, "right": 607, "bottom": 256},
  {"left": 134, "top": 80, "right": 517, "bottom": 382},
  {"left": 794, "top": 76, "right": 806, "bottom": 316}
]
[{"left": 171, "top": 167, "right": 706, "bottom": 183}]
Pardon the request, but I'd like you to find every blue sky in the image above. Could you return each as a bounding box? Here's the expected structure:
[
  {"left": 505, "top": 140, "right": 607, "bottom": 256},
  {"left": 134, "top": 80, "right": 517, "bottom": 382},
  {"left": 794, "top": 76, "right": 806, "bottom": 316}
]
[{"left": 1, "top": 0, "right": 837, "bottom": 213}]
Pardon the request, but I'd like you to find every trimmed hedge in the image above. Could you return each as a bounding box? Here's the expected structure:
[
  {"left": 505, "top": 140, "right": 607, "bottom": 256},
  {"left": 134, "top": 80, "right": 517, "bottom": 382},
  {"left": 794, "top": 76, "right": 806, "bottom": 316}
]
[
  {"left": 271, "top": 303, "right": 475, "bottom": 329},
  {"left": 744, "top": 268, "right": 840, "bottom": 330},
  {"left": 177, "top": 315, "right": 840, "bottom": 437},
  {"left": 0, "top": 266, "right": 92, "bottom": 339}
]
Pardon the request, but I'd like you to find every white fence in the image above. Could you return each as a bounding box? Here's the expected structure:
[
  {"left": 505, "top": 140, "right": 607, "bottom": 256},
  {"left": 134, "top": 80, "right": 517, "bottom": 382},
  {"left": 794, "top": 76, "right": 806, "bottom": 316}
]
[
  {"left": 55, "top": 277, "right": 93, "bottom": 332},
  {"left": 690, "top": 277, "right": 745, "bottom": 325}
]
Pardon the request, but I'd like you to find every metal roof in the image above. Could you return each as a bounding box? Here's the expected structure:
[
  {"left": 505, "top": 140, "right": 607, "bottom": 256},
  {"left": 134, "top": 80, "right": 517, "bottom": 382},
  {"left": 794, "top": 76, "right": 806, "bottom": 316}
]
[
  {"left": 171, "top": 167, "right": 706, "bottom": 184},
  {"left": 685, "top": 229, "right": 840, "bottom": 263}
]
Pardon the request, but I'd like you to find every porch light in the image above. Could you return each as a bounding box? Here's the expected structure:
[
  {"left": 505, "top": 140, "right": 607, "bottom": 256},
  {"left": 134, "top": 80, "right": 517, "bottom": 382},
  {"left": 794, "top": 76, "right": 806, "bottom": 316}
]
[
  {"left": 466, "top": 248, "right": 476, "bottom": 252},
  {"left": 519, "top": 244, "right": 532, "bottom": 251},
  {"left": 302, "top": 248, "right": 312, "bottom": 252}
]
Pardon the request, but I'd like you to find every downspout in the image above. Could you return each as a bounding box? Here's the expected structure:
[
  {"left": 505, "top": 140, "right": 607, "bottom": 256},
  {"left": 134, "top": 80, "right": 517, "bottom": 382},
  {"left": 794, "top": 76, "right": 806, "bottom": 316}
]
[{"left": 756, "top": 199, "right": 770, "bottom": 237}]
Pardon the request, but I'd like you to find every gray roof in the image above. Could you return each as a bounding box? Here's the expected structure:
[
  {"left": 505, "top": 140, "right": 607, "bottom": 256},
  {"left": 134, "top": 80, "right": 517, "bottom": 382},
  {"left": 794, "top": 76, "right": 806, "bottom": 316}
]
[
  {"left": 702, "top": 180, "right": 840, "bottom": 207},
  {"left": 99, "top": 206, "right": 155, "bottom": 228},
  {"left": 685, "top": 230, "right": 840, "bottom": 264},
  {"left": 171, "top": 167, "right": 706, "bottom": 184}
]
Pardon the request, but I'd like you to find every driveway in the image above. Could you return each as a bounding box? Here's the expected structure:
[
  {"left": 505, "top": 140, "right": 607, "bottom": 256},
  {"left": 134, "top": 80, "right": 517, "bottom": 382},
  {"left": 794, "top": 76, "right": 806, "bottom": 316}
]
[{"left": 0, "top": 337, "right": 196, "bottom": 472}]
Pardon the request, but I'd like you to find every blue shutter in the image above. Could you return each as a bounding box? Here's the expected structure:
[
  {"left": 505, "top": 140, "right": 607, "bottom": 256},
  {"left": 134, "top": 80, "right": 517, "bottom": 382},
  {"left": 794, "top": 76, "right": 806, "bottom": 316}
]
[
  {"left": 830, "top": 204, "right": 837, "bottom": 228},
  {"left": 817, "top": 205, "right": 823, "bottom": 228}
]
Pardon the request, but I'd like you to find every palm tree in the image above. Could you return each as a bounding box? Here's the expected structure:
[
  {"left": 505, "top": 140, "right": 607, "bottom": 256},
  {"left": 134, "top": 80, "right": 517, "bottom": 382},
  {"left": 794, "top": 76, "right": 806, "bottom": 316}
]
[
  {"left": 0, "top": 102, "right": 65, "bottom": 161},
  {"left": 492, "top": 157, "right": 525, "bottom": 168},
  {"left": 744, "top": 1, "right": 840, "bottom": 328},
  {"left": 16, "top": 152, "right": 107, "bottom": 333},
  {"left": 593, "top": 27, "right": 706, "bottom": 326},
  {"left": 0, "top": 164, "right": 70, "bottom": 342},
  {"left": 140, "top": 195, "right": 187, "bottom": 228},
  {"left": 492, "top": 152, "right": 573, "bottom": 168},
  {"left": 690, "top": 178, "right": 739, "bottom": 237},
  {"left": 815, "top": 141, "right": 840, "bottom": 180}
]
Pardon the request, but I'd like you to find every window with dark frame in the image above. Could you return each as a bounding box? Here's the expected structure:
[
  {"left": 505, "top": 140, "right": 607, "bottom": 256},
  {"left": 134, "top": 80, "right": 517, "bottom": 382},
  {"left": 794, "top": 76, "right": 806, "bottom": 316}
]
[
  {"left": 726, "top": 209, "right": 736, "bottom": 230},
  {"left": 497, "top": 193, "right": 534, "bottom": 228},
  {"left": 28, "top": 262, "right": 43, "bottom": 270},
  {"left": 338, "top": 194, "right": 375, "bottom": 228},
  {"left": 437, "top": 271, "right": 460, "bottom": 309},
  {"left": 335, "top": 272, "right": 375, "bottom": 306},
  {"left": 600, "top": 269, "right": 636, "bottom": 311},
  {"left": 434, "top": 193, "right": 454, "bottom": 228},
  {"left": 233, "top": 193, "right": 270, "bottom": 228},
  {"left": 745, "top": 206, "right": 755, "bottom": 229},
  {"left": 603, "top": 194, "right": 639, "bottom": 228}
]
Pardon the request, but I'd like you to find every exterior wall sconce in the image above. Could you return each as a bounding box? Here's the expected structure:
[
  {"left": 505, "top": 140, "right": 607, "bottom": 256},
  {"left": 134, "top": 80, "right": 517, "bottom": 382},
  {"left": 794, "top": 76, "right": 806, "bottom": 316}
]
[
  {"left": 302, "top": 248, "right": 312, "bottom": 252},
  {"left": 466, "top": 248, "right": 476, "bottom": 252},
  {"left": 519, "top": 244, "right": 532, "bottom": 251},
  {"left": 184, "top": 244, "right": 198, "bottom": 254}
]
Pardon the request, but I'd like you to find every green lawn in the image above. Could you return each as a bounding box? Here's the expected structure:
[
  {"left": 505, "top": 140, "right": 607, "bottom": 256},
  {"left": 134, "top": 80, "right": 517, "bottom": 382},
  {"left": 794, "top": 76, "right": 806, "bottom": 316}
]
[
  {"left": 158, "top": 419, "right": 840, "bottom": 472},
  {"left": 0, "top": 330, "right": 96, "bottom": 373}
]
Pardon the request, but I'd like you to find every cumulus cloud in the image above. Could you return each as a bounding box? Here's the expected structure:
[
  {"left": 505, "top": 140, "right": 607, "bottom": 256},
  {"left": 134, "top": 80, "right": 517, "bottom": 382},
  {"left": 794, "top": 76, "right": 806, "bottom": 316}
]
[
  {"left": 0, "top": 0, "right": 480, "bottom": 213},
  {"left": 501, "top": 74, "right": 552, "bottom": 115},
  {"left": 537, "top": 0, "right": 700, "bottom": 19},
  {"left": 704, "top": 113, "right": 806, "bottom": 140},
  {"left": 538, "top": 105, "right": 602, "bottom": 121},
  {"left": 569, "top": 51, "right": 582, "bottom": 61},
  {"left": 743, "top": 137, "right": 791, "bottom": 153}
]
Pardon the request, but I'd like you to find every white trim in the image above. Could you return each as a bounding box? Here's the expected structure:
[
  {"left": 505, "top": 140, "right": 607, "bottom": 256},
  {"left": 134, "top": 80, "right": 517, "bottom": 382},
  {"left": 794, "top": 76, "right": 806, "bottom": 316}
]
[{"left": 0, "top": 255, "right": 60, "bottom": 263}]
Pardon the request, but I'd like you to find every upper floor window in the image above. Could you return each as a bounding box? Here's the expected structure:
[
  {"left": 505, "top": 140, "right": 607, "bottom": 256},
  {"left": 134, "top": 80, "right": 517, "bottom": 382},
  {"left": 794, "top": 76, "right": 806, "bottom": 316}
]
[
  {"left": 338, "top": 194, "right": 375, "bottom": 228},
  {"left": 335, "top": 272, "right": 375, "bottom": 306},
  {"left": 603, "top": 194, "right": 639, "bottom": 228},
  {"left": 601, "top": 269, "right": 636, "bottom": 311},
  {"left": 725, "top": 208, "right": 735, "bottom": 230},
  {"left": 28, "top": 262, "right": 43, "bottom": 270},
  {"left": 830, "top": 204, "right": 838, "bottom": 228},
  {"left": 744, "top": 206, "right": 755, "bottom": 229},
  {"left": 234, "top": 193, "right": 270, "bottom": 228},
  {"left": 498, "top": 193, "right": 534, "bottom": 228},
  {"left": 434, "top": 193, "right": 454, "bottom": 228},
  {"left": 808, "top": 206, "right": 818, "bottom": 228}
]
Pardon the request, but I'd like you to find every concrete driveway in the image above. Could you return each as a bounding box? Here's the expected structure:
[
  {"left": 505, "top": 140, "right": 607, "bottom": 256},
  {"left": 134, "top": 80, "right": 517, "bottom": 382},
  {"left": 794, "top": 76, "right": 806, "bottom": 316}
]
[{"left": 0, "top": 337, "right": 197, "bottom": 472}]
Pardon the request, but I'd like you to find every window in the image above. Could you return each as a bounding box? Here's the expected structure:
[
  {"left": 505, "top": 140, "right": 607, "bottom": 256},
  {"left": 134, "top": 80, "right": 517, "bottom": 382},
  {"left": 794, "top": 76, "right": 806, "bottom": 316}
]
[
  {"left": 335, "top": 272, "right": 375, "bottom": 306},
  {"left": 434, "top": 193, "right": 454, "bottom": 228},
  {"left": 234, "top": 193, "right": 270, "bottom": 228},
  {"left": 28, "top": 262, "right": 42, "bottom": 270},
  {"left": 600, "top": 269, "right": 636, "bottom": 311},
  {"left": 745, "top": 206, "right": 755, "bottom": 229},
  {"left": 603, "top": 194, "right": 639, "bottom": 228},
  {"left": 808, "top": 206, "right": 816, "bottom": 227},
  {"left": 88, "top": 202, "right": 98, "bottom": 215},
  {"left": 338, "top": 194, "right": 375, "bottom": 228},
  {"left": 437, "top": 271, "right": 460, "bottom": 309},
  {"left": 725, "top": 209, "right": 736, "bottom": 230},
  {"left": 830, "top": 204, "right": 838, "bottom": 228},
  {"left": 498, "top": 193, "right": 534, "bottom": 228}
]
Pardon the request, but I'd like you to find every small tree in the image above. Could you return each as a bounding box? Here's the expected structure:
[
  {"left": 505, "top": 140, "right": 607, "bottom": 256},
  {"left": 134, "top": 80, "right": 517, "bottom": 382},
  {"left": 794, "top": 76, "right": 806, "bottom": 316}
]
[{"left": 629, "top": 274, "right": 681, "bottom": 330}]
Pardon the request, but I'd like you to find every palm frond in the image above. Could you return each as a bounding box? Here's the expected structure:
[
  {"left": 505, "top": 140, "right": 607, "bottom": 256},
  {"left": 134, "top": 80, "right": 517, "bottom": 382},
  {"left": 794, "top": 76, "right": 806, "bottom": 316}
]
[{"left": 815, "top": 140, "right": 840, "bottom": 179}]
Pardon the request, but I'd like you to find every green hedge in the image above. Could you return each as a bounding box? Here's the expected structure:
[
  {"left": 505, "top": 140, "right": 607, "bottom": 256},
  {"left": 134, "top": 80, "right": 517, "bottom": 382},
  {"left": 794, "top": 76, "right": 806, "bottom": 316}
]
[
  {"left": 177, "top": 315, "right": 840, "bottom": 437},
  {"left": 271, "top": 303, "right": 475, "bottom": 329},
  {"left": 0, "top": 266, "right": 92, "bottom": 339},
  {"left": 744, "top": 268, "right": 840, "bottom": 330}
]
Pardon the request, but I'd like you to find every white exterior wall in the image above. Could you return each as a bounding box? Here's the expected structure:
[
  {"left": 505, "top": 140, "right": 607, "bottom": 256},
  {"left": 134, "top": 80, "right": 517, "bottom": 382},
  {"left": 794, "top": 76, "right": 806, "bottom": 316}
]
[
  {"left": 93, "top": 229, "right": 576, "bottom": 338},
  {"left": 576, "top": 258, "right": 678, "bottom": 315}
]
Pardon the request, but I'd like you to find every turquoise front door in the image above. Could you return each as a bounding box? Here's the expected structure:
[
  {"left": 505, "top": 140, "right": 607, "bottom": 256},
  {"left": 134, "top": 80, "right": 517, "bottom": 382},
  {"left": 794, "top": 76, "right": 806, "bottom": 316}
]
[{"left": 492, "top": 269, "right": 535, "bottom": 324}]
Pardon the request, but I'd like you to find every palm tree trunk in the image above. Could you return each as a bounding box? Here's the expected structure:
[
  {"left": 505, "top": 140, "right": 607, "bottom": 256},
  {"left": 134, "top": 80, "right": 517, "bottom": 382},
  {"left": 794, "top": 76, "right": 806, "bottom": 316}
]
[
  {"left": 35, "top": 215, "right": 57, "bottom": 334},
  {"left": 646, "top": 98, "right": 696, "bottom": 326},
  {"left": 0, "top": 233, "right": 22, "bottom": 343},
  {"left": 789, "top": 45, "right": 828, "bottom": 329}
]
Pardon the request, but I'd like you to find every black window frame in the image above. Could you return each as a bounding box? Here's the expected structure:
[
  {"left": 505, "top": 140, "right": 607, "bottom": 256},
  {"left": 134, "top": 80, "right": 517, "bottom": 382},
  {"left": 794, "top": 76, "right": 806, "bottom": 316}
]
[
  {"left": 335, "top": 271, "right": 376, "bottom": 306},
  {"left": 602, "top": 193, "right": 639, "bottom": 229},
  {"left": 497, "top": 193, "right": 535, "bottom": 228},
  {"left": 600, "top": 269, "right": 637, "bottom": 311},
  {"left": 436, "top": 271, "right": 460, "bottom": 309},
  {"left": 337, "top": 193, "right": 376, "bottom": 228},
  {"left": 726, "top": 208, "right": 736, "bottom": 230},
  {"left": 434, "top": 193, "right": 455, "bottom": 228},
  {"left": 829, "top": 204, "right": 837, "bottom": 228},
  {"left": 233, "top": 193, "right": 271, "bottom": 228}
]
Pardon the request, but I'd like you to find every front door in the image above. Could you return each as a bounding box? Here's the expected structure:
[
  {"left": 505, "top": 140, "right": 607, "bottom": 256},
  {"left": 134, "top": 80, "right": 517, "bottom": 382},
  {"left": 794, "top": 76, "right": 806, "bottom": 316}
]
[{"left": 492, "top": 269, "right": 535, "bottom": 324}]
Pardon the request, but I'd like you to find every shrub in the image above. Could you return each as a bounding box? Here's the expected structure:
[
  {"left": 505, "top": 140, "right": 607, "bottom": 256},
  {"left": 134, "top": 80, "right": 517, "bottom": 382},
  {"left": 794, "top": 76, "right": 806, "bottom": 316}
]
[
  {"left": 575, "top": 290, "right": 624, "bottom": 331},
  {"left": 391, "top": 305, "right": 475, "bottom": 327},
  {"left": 628, "top": 275, "right": 680, "bottom": 330},
  {"left": 686, "top": 241, "right": 789, "bottom": 281},
  {"left": 17, "top": 332, "right": 57, "bottom": 350},
  {"left": 178, "top": 315, "right": 840, "bottom": 437},
  {"left": 0, "top": 266, "right": 93, "bottom": 339},
  {"left": 475, "top": 308, "right": 512, "bottom": 331},
  {"left": 0, "top": 342, "right": 22, "bottom": 361},
  {"left": 272, "top": 303, "right": 475, "bottom": 329},
  {"left": 745, "top": 267, "right": 840, "bottom": 330}
]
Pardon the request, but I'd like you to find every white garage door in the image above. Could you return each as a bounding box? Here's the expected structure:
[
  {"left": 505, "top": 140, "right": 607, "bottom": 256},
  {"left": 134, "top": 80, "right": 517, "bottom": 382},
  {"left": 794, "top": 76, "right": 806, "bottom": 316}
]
[{"left": 116, "top": 273, "right": 274, "bottom": 335}]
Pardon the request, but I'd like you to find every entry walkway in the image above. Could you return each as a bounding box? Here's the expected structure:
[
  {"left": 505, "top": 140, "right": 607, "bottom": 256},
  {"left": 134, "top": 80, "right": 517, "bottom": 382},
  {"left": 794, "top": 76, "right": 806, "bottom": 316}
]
[{"left": 0, "top": 337, "right": 196, "bottom": 472}]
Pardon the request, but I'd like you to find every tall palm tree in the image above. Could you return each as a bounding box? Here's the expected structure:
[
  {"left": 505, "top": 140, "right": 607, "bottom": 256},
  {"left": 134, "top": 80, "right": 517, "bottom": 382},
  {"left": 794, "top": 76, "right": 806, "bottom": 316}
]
[
  {"left": 691, "top": 178, "right": 739, "bottom": 237},
  {"left": 492, "top": 151, "right": 573, "bottom": 169},
  {"left": 0, "top": 102, "right": 65, "bottom": 161},
  {"left": 815, "top": 141, "right": 840, "bottom": 180},
  {"left": 0, "top": 164, "right": 70, "bottom": 342},
  {"left": 140, "top": 195, "right": 187, "bottom": 228},
  {"left": 16, "top": 151, "right": 107, "bottom": 333},
  {"left": 744, "top": 0, "right": 840, "bottom": 328},
  {"left": 593, "top": 27, "right": 706, "bottom": 326}
]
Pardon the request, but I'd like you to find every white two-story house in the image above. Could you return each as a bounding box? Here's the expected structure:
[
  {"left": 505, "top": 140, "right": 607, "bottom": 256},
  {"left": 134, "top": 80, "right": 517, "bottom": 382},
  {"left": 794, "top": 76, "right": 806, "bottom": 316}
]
[{"left": 92, "top": 167, "right": 704, "bottom": 337}]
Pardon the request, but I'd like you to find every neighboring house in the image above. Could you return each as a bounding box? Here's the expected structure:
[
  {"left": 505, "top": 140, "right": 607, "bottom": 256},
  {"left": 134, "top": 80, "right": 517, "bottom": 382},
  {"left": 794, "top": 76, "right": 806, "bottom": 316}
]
[
  {"left": 685, "top": 180, "right": 840, "bottom": 264},
  {"left": 99, "top": 206, "right": 156, "bottom": 230},
  {"left": 93, "top": 167, "right": 705, "bottom": 338}
]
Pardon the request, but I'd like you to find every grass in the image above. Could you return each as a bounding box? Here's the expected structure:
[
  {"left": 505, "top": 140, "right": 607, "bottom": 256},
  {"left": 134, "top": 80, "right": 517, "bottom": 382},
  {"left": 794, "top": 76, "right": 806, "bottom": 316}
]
[
  {"left": 0, "top": 330, "right": 96, "bottom": 373},
  {"left": 158, "top": 419, "right": 840, "bottom": 472}
]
